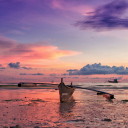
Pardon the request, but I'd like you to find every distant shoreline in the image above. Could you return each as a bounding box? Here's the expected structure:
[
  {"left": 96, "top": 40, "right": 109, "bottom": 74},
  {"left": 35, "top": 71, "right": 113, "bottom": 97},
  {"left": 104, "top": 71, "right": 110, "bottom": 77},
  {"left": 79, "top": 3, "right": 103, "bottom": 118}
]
[{"left": 0, "top": 84, "right": 58, "bottom": 89}]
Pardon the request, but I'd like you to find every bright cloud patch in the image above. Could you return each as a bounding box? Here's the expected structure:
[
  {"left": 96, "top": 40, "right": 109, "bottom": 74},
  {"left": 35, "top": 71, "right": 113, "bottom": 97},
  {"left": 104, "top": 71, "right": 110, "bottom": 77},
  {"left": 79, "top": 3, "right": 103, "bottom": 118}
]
[
  {"left": 0, "top": 36, "right": 81, "bottom": 63},
  {"left": 67, "top": 63, "right": 128, "bottom": 75}
]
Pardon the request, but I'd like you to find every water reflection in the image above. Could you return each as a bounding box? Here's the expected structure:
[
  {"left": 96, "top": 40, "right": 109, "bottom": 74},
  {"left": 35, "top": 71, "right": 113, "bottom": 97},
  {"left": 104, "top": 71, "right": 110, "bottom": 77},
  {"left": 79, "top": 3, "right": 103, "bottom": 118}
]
[
  {"left": 59, "top": 96, "right": 76, "bottom": 119},
  {"left": 1, "top": 87, "right": 128, "bottom": 127}
]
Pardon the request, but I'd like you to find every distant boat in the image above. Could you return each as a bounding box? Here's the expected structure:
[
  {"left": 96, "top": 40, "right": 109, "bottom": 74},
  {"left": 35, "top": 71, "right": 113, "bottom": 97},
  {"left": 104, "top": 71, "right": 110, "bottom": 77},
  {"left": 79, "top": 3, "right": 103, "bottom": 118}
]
[
  {"left": 18, "top": 82, "right": 37, "bottom": 87},
  {"left": 58, "top": 78, "right": 75, "bottom": 102},
  {"left": 108, "top": 79, "right": 118, "bottom": 83},
  {"left": 18, "top": 82, "right": 58, "bottom": 87}
]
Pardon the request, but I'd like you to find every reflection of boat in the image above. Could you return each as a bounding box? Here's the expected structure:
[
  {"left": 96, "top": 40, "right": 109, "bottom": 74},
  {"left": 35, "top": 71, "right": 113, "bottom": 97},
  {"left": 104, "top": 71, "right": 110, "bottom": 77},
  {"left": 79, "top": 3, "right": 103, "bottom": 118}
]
[
  {"left": 58, "top": 78, "right": 75, "bottom": 102},
  {"left": 108, "top": 79, "right": 118, "bottom": 83},
  {"left": 59, "top": 99, "right": 75, "bottom": 118}
]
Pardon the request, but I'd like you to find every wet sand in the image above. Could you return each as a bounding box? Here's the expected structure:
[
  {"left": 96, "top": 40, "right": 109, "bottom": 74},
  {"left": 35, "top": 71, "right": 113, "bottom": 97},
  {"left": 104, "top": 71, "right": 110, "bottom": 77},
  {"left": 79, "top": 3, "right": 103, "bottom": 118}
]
[{"left": 0, "top": 86, "right": 128, "bottom": 128}]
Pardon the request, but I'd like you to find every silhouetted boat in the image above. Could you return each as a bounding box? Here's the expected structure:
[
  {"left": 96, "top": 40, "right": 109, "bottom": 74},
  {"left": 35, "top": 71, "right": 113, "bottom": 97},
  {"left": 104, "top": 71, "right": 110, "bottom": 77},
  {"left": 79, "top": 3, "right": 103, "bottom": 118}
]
[
  {"left": 18, "top": 82, "right": 58, "bottom": 87},
  {"left": 18, "top": 82, "right": 37, "bottom": 87},
  {"left": 108, "top": 79, "right": 118, "bottom": 83},
  {"left": 58, "top": 78, "right": 75, "bottom": 102}
]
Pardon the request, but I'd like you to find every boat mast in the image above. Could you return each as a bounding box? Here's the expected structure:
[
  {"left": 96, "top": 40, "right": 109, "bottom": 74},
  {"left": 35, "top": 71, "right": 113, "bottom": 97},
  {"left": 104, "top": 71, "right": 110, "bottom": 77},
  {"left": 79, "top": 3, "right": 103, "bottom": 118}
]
[{"left": 61, "top": 78, "right": 63, "bottom": 83}]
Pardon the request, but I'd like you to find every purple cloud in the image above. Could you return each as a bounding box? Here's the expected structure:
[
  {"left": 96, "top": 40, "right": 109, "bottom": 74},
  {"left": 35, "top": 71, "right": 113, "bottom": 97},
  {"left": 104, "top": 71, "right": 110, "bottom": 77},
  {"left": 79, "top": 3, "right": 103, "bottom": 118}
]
[
  {"left": 0, "top": 67, "right": 5, "bottom": 69},
  {"left": 8, "top": 61, "right": 34, "bottom": 70},
  {"left": 22, "top": 67, "right": 33, "bottom": 70},
  {"left": 67, "top": 63, "right": 128, "bottom": 75},
  {"left": 67, "top": 69, "right": 78, "bottom": 72},
  {"left": 8, "top": 62, "right": 20, "bottom": 69},
  {"left": 19, "top": 73, "right": 27, "bottom": 75},
  {"left": 0, "top": 64, "right": 5, "bottom": 70},
  {"left": 31, "top": 73, "right": 44, "bottom": 75},
  {"left": 72, "top": 77, "right": 79, "bottom": 79},
  {"left": 50, "top": 73, "right": 56, "bottom": 76},
  {"left": 75, "top": 0, "right": 128, "bottom": 30},
  {"left": 61, "top": 73, "right": 68, "bottom": 76}
]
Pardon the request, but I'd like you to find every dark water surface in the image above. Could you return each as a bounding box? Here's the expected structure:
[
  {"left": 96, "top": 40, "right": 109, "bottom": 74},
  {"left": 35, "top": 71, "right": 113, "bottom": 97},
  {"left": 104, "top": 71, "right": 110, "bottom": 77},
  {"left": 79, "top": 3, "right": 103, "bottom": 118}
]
[{"left": 0, "top": 83, "right": 128, "bottom": 128}]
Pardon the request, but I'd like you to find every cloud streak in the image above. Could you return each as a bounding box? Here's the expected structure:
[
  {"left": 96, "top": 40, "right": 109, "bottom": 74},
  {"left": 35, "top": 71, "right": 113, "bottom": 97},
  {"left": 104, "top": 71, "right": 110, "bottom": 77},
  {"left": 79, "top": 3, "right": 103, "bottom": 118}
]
[
  {"left": 31, "top": 73, "right": 44, "bottom": 75},
  {"left": 0, "top": 64, "right": 5, "bottom": 70},
  {"left": 67, "top": 63, "right": 128, "bottom": 75},
  {"left": 0, "top": 36, "right": 81, "bottom": 64},
  {"left": 75, "top": 0, "right": 128, "bottom": 30},
  {"left": 50, "top": 0, "right": 92, "bottom": 15},
  {"left": 22, "top": 67, "right": 33, "bottom": 70},
  {"left": 19, "top": 73, "right": 27, "bottom": 75},
  {"left": 19, "top": 73, "right": 44, "bottom": 75}
]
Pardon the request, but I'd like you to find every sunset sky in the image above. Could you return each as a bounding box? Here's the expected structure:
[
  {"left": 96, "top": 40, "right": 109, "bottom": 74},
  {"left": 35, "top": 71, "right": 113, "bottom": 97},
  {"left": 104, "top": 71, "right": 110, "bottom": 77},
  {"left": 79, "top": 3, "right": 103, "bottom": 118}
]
[{"left": 1, "top": 0, "right": 128, "bottom": 83}]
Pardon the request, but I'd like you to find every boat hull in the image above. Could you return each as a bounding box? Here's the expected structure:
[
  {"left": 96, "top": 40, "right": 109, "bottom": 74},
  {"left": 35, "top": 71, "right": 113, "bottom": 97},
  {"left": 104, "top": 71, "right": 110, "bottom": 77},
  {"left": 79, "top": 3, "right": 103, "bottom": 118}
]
[
  {"left": 58, "top": 82, "right": 75, "bottom": 102},
  {"left": 108, "top": 81, "right": 118, "bottom": 83},
  {"left": 108, "top": 79, "right": 118, "bottom": 83}
]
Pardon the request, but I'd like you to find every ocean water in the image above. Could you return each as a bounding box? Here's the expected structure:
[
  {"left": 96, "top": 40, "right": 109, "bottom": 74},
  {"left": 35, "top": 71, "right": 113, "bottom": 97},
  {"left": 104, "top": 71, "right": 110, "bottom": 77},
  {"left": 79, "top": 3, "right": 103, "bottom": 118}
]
[{"left": 0, "top": 82, "right": 128, "bottom": 128}]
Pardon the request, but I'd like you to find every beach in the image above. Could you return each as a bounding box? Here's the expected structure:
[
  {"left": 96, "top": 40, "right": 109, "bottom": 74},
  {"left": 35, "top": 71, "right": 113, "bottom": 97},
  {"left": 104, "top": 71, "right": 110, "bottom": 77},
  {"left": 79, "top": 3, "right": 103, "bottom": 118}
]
[{"left": 0, "top": 83, "right": 128, "bottom": 128}]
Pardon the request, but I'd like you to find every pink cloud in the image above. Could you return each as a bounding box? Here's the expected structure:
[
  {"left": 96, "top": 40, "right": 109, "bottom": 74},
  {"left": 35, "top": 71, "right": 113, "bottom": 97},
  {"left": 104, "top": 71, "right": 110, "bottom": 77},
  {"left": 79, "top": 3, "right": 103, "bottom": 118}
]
[
  {"left": 0, "top": 36, "right": 16, "bottom": 48},
  {"left": 50, "top": 0, "right": 93, "bottom": 15},
  {"left": 0, "top": 36, "right": 81, "bottom": 64}
]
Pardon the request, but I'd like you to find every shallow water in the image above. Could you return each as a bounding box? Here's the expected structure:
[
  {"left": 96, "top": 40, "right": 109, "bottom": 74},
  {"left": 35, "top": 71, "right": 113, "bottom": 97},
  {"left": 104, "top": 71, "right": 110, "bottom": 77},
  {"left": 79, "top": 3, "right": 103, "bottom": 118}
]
[{"left": 0, "top": 83, "right": 128, "bottom": 128}]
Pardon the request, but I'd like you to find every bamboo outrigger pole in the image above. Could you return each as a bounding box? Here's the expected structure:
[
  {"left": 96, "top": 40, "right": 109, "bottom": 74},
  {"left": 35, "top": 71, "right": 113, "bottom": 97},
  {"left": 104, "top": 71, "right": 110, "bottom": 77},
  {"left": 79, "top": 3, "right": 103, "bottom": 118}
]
[{"left": 73, "top": 86, "right": 114, "bottom": 99}]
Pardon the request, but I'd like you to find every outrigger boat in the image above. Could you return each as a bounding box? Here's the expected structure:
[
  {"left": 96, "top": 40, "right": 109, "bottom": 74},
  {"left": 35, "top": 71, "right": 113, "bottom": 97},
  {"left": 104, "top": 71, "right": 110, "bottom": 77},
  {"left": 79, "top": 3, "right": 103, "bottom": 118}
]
[
  {"left": 18, "top": 82, "right": 37, "bottom": 87},
  {"left": 18, "top": 78, "right": 114, "bottom": 102},
  {"left": 58, "top": 78, "right": 114, "bottom": 102},
  {"left": 18, "top": 82, "right": 58, "bottom": 87},
  {"left": 58, "top": 78, "right": 75, "bottom": 102}
]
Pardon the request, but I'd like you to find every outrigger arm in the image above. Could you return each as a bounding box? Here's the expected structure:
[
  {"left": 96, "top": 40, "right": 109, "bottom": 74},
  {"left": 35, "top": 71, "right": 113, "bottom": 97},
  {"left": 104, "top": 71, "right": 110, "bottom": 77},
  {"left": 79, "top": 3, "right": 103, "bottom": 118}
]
[{"left": 73, "top": 86, "right": 114, "bottom": 99}]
